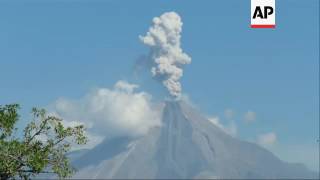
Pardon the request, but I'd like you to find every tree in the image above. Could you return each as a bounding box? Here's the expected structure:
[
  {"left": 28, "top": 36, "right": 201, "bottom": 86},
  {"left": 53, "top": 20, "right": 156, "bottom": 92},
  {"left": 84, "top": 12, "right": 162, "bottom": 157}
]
[{"left": 0, "top": 104, "right": 88, "bottom": 179}]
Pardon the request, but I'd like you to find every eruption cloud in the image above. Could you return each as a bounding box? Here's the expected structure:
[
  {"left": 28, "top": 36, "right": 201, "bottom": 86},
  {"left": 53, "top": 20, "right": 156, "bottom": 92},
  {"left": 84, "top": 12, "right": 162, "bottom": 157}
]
[{"left": 140, "top": 12, "right": 191, "bottom": 98}]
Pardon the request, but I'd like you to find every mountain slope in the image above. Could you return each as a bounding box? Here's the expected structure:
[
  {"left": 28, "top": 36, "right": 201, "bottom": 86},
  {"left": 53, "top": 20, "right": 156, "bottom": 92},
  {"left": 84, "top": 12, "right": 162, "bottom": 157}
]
[{"left": 71, "top": 101, "right": 317, "bottom": 179}]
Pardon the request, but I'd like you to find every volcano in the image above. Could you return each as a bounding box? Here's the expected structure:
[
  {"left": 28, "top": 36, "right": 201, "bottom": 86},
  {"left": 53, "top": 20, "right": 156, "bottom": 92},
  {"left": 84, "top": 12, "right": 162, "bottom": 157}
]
[{"left": 71, "top": 101, "right": 316, "bottom": 179}]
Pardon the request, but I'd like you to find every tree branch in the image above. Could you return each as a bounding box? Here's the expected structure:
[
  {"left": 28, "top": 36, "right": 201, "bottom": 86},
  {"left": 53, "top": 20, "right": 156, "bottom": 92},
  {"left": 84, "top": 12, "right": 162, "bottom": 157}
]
[
  {"left": 17, "top": 170, "right": 55, "bottom": 174},
  {"left": 26, "top": 118, "right": 50, "bottom": 144}
]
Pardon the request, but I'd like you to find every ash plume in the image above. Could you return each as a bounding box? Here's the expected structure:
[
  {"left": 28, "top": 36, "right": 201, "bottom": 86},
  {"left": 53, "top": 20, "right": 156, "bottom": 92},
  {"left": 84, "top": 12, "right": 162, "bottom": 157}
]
[{"left": 140, "top": 12, "right": 191, "bottom": 99}]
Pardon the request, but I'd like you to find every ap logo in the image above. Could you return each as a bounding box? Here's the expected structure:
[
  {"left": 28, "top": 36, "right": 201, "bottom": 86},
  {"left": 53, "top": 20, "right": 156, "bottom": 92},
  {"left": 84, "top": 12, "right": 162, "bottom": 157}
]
[{"left": 251, "top": 0, "right": 276, "bottom": 28}]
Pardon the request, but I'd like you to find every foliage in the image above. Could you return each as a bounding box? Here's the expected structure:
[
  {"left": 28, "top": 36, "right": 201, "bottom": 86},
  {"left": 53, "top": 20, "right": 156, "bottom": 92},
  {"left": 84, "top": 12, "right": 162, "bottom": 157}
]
[{"left": 0, "top": 104, "right": 88, "bottom": 179}]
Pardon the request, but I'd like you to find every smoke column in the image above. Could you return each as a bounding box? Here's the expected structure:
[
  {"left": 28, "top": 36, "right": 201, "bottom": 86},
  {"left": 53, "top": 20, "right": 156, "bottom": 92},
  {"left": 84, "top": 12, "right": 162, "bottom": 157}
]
[{"left": 140, "top": 12, "right": 191, "bottom": 98}]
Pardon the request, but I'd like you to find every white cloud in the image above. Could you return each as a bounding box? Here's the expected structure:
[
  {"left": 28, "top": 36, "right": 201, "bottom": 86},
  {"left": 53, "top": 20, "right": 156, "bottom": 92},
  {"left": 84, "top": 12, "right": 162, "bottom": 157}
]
[
  {"left": 114, "top": 80, "right": 139, "bottom": 93},
  {"left": 140, "top": 12, "right": 191, "bottom": 98},
  {"left": 244, "top": 110, "right": 256, "bottom": 123},
  {"left": 224, "top": 109, "right": 234, "bottom": 119},
  {"left": 49, "top": 80, "right": 162, "bottom": 149},
  {"left": 73, "top": 132, "right": 104, "bottom": 151},
  {"left": 257, "top": 132, "right": 277, "bottom": 146},
  {"left": 208, "top": 116, "right": 237, "bottom": 137}
]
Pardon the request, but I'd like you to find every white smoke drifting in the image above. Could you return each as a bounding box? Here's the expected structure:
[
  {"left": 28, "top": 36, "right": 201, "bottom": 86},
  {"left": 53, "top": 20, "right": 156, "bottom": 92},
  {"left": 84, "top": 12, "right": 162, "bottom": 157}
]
[
  {"left": 257, "top": 132, "right": 277, "bottom": 147},
  {"left": 50, "top": 81, "right": 162, "bottom": 148},
  {"left": 140, "top": 12, "right": 191, "bottom": 98},
  {"left": 208, "top": 116, "right": 237, "bottom": 137}
]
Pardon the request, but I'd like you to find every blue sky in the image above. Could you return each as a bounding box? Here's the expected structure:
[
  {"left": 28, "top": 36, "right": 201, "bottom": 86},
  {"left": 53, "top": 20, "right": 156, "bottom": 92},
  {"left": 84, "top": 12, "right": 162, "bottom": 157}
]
[{"left": 0, "top": 0, "right": 319, "bottom": 171}]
